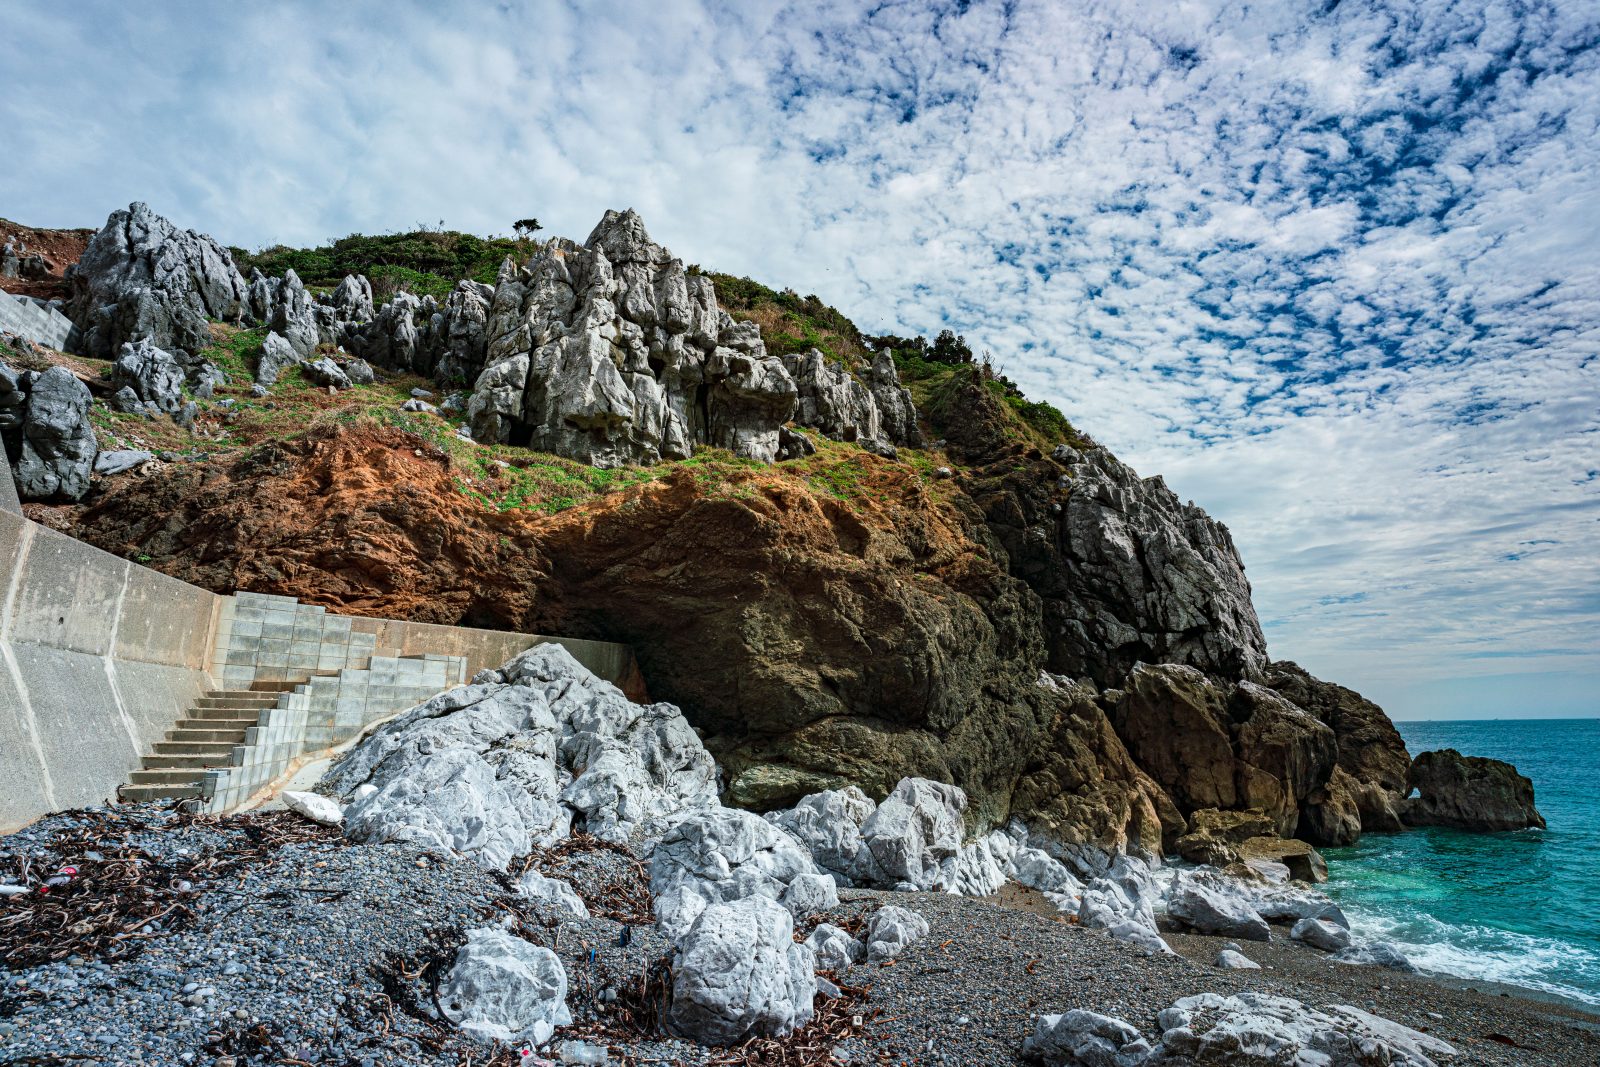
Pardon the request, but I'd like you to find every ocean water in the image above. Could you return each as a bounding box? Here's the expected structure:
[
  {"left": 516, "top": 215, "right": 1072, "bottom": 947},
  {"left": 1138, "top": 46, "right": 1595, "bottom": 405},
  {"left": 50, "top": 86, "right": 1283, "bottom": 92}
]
[{"left": 1321, "top": 718, "right": 1600, "bottom": 1008}]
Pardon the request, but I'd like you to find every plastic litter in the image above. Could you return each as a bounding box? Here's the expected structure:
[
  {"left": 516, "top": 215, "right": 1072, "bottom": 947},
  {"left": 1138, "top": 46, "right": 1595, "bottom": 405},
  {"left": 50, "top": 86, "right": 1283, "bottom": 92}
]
[
  {"left": 38, "top": 866, "right": 78, "bottom": 894},
  {"left": 559, "top": 1041, "right": 608, "bottom": 1066}
]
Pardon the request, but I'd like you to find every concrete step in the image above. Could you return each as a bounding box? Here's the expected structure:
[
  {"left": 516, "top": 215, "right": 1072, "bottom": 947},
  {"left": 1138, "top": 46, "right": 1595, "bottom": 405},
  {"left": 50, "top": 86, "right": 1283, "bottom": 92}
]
[
  {"left": 188, "top": 704, "right": 272, "bottom": 720},
  {"left": 172, "top": 717, "right": 258, "bottom": 733},
  {"left": 165, "top": 728, "right": 250, "bottom": 744},
  {"left": 195, "top": 696, "right": 279, "bottom": 709},
  {"left": 141, "top": 753, "right": 227, "bottom": 770},
  {"left": 127, "top": 769, "right": 207, "bottom": 786},
  {"left": 153, "top": 740, "right": 236, "bottom": 756},
  {"left": 118, "top": 784, "right": 203, "bottom": 803}
]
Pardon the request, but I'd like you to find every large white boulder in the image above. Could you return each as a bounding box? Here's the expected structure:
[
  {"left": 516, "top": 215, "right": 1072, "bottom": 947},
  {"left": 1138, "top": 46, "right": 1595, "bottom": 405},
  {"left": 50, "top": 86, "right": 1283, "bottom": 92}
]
[
  {"left": 321, "top": 644, "right": 718, "bottom": 869},
  {"left": 650, "top": 807, "right": 829, "bottom": 939},
  {"left": 864, "top": 904, "right": 929, "bottom": 963},
  {"left": 765, "top": 786, "right": 876, "bottom": 883},
  {"left": 854, "top": 778, "right": 966, "bottom": 889},
  {"left": 1023, "top": 1009, "right": 1152, "bottom": 1067},
  {"left": 1290, "top": 915, "right": 1353, "bottom": 952},
  {"left": 437, "top": 927, "right": 571, "bottom": 1047},
  {"left": 1149, "top": 992, "right": 1457, "bottom": 1066},
  {"left": 1077, "top": 855, "right": 1172, "bottom": 955},
  {"left": 1166, "top": 872, "right": 1271, "bottom": 942},
  {"left": 668, "top": 896, "right": 817, "bottom": 1045}
]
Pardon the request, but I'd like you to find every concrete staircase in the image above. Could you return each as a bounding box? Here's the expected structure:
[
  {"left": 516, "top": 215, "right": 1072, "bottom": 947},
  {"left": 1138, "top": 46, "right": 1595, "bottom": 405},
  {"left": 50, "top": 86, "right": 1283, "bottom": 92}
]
[{"left": 118, "top": 686, "right": 304, "bottom": 803}]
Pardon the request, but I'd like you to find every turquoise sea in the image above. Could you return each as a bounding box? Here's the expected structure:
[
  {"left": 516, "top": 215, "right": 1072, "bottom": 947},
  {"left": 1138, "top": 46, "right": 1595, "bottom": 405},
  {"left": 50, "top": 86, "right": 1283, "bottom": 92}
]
[{"left": 1321, "top": 718, "right": 1600, "bottom": 1008}]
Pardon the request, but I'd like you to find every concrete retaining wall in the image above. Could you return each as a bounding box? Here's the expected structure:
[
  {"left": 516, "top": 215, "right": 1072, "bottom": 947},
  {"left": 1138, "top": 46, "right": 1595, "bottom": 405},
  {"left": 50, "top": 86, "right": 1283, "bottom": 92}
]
[
  {"left": 0, "top": 511, "right": 643, "bottom": 831},
  {"left": 0, "top": 462, "right": 18, "bottom": 514},
  {"left": 0, "top": 285, "right": 79, "bottom": 351},
  {"left": 0, "top": 507, "right": 222, "bottom": 828}
]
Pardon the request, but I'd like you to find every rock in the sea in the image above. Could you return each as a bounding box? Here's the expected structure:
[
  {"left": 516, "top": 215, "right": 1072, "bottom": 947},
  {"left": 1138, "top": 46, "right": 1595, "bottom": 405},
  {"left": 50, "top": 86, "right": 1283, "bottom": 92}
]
[
  {"left": 255, "top": 330, "right": 302, "bottom": 387},
  {"left": 1150, "top": 991, "right": 1455, "bottom": 1066},
  {"left": 804, "top": 922, "right": 863, "bottom": 971},
  {"left": 1289, "top": 915, "right": 1352, "bottom": 952},
  {"left": 322, "top": 644, "right": 718, "bottom": 870},
  {"left": 437, "top": 927, "right": 571, "bottom": 1047},
  {"left": 1165, "top": 871, "right": 1270, "bottom": 942},
  {"left": 12, "top": 366, "right": 97, "bottom": 501},
  {"left": 667, "top": 895, "right": 816, "bottom": 1045},
  {"left": 517, "top": 869, "right": 589, "bottom": 921},
  {"left": 854, "top": 777, "right": 966, "bottom": 890},
  {"left": 68, "top": 202, "right": 249, "bottom": 360},
  {"left": 1332, "top": 940, "right": 1415, "bottom": 970},
  {"left": 1023, "top": 1009, "right": 1152, "bottom": 1067},
  {"left": 467, "top": 209, "right": 798, "bottom": 466},
  {"left": 279, "top": 790, "right": 343, "bottom": 826},
  {"left": 864, "top": 904, "right": 930, "bottom": 963},
  {"left": 650, "top": 807, "right": 827, "bottom": 939},
  {"left": 1403, "top": 748, "right": 1545, "bottom": 831},
  {"left": 111, "top": 338, "right": 187, "bottom": 415}
]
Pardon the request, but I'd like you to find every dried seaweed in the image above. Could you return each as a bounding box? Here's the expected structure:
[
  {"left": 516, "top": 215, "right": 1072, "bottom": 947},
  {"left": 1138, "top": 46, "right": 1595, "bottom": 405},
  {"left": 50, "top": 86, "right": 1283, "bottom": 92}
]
[{"left": 517, "top": 833, "right": 654, "bottom": 926}]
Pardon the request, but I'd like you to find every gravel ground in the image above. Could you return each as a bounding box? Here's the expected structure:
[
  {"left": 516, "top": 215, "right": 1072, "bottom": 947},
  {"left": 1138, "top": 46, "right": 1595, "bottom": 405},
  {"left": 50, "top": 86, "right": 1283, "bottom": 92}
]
[{"left": 3, "top": 806, "right": 1596, "bottom": 1067}]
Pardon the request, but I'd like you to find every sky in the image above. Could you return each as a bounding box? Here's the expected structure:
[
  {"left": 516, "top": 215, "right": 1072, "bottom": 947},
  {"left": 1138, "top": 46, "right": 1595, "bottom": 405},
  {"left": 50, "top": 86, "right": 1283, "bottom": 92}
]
[{"left": 3, "top": 0, "right": 1597, "bottom": 720}]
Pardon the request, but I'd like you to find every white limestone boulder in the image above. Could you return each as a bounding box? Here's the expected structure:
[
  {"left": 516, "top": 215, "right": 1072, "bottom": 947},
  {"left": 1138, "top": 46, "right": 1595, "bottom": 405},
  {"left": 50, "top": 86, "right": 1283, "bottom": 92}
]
[
  {"left": 1023, "top": 1009, "right": 1152, "bottom": 1067},
  {"left": 864, "top": 904, "right": 929, "bottom": 963},
  {"left": 765, "top": 785, "right": 876, "bottom": 883},
  {"left": 667, "top": 896, "right": 816, "bottom": 1045},
  {"left": 854, "top": 777, "right": 965, "bottom": 890},
  {"left": 1149, "top": 992, "right": 1456, "bottom": 1066},
  {"left": 1290, "top": 915, "right": 1353, "bottom": 951},
  {"left": 805, "top": 922, "right": 863, "bottom": 971},
  {"left": 437, "top": 927, "right": 571, "bottom": 1047},
  {"left": 1166, "top": 871, "right": 1271, "bottom": 942},
  {"left": 279, "top": 790, "right": 342, "bottom": 827}
]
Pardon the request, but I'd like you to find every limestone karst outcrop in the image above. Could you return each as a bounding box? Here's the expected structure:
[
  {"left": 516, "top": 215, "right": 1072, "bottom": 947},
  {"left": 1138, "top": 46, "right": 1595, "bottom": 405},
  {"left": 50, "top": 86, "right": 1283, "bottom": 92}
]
[
  {"left": 1, "top": 360, "right": 98, "bottom": 500},
  {"left": 1402, "top": 748, "right": 1546, "bottom": 831},
  {"left": 68, "top": 201, "right": 249, "bottom": 360}
]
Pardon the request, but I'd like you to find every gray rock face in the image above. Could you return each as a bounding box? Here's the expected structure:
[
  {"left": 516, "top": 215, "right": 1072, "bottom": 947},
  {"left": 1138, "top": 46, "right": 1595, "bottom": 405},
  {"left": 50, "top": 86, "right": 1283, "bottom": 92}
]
[
  {"left": 267, "top": 269, "right": 319, "bottom": 359},
  {"left": 321, "top": 644, "right": 719, "bottom": 870},
  {"left": 255, "top": 331, "right": 302, "bottom": 386},
  {"left": 667, "top": 895, "right": 816, "bottom": 1046},
  {"left": 330, "top": 274, "right": 375, "bottom": 324},
  {"left": 764, "top": 785, "right": 875, "bottom": 885},
  {"left": 9, "top": 366, "right": 97, "bottom": 500},
  {"left": 68, "top": 202, "right": 248, "bottom": 359},
  {"left": 347, "top": 291, "right": 426, "bottom": 373},
  {"left": 304, "top": 356, "right": 352, "bottom": 390},
  {"left": 1402, "top": 748, "right": 1545, "bottom": 831},
  {"left": 437, "top": 927, "right": 571, "bottom": 1046},
  {"left": 866, "top": 352, "right": 921, "bottom": 447},
  {"left": 649, "top": 807, "right": 828, "bottom": 939},
  {"left": 247, "top": 268, "right": 281, "bottom": 324},
  {"left": 111, "top": 338, "right": 186, "bottom": 414},
  {"left": 781, "top": 348, "right": 897, "bottom": 456},
  {"left": 93, "top": 449, "right": 153, "bottom": 476},
  {"left": 1055, "top": 446, "right": 1268, "bottom": 685},
  {"left": 467, "top": 209, "right": 797, "bottom": 467},
  {"left": 428, "top": 279, "right": 495, "bottom": 384}
]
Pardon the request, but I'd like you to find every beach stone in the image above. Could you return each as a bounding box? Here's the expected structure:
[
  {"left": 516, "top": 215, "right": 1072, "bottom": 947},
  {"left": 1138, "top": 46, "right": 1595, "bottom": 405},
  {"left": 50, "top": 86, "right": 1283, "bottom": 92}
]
[
  {"left": 437, "top": 927, "right": 570, "bottom": 1046},
  {"left": 804, "top": 923, "right": 863, "bottom": 971},
  {"left": 1149, "top": 991, "right": 1456, "bottom": 1066},
  {"left": 516, "top": 869, "right": 589, "bottom": 921},
  {"left": 778, "top": 871, "right": 840, "bottom": 919},
  {"left": 279, "top": 791, "right": 342, "bottom": 827},
  {"left": 1023, "top": 1009, "right": 1152, "bottom": 1067},
  {"left": 1166, "top": 873, "right": 1270, "bottom": 941},
  {"left": 667, "top": 896, "right": 816, "bottom": 1045},
  {"left": 1290, "top": 915, "right": 1352, "bottom": 952},
  {"left": 854, "top": 777, "right": 965, "bottom": 890},
  {"left": 864, "top": 904, "right": 929, "bottom": 964},
  {"left": 1332, "top": 940, "right": 1415, "bottom": 971},
  {"left": 650, "top": 807, "right": 823, "bottom": 940},
  {"left": 1215, "top": 948, "right": 1261, "bottom": 970}
]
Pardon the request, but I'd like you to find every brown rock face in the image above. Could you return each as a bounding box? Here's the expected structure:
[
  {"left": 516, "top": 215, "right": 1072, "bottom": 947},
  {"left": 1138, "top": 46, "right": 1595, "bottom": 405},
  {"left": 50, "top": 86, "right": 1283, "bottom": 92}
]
[
  {"left": 1404, "top": 749, "right": 1546, "bottom": 832},
  {"left": 1266, "top": 660, "right": 1411, "bottom": 833}
]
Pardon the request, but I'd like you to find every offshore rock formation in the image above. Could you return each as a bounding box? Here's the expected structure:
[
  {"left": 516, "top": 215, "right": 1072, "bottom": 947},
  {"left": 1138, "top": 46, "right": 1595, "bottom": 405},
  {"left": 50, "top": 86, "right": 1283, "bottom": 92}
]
[
  {"left": 68, "top": 202, "right": 249, "bottom": 360},
  {"left": 466, "top": 209, "right": 798, "bottom": 466},
  {"left": 1402, "top": 749, "right": 1546, "bottom": 831}
]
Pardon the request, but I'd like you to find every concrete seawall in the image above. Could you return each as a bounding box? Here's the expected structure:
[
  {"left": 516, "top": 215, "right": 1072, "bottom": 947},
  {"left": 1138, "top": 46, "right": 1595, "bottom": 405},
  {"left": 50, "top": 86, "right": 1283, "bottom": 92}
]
[
  {"left": 1, "top": 464, "right": 19, "bottom": 514},
  {"left": 0, "top": 507, "right": 641, "bottom": 831}
]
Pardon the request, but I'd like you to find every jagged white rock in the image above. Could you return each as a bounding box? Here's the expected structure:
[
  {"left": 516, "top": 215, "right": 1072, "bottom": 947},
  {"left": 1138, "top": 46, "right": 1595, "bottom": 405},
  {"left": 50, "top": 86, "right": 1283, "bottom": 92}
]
[
  {"left": 437, "top": 927, "right": 571, "bottom": 1047},
  {"left": 668, "top": 896, "right": 817, "bottom": 1045},
  {"left": 279, "top": 790, "right": 342, "bottom": 827},
  {"left": 864, "top": 904, "right": 930, "bottom": 963},
  {"left": 1077, "top": 855, "right": 1172, "bottom": 955},
  {"left": 855, "top": 777, "right": 965, "bottom": 890},
  {"left": 1023, "top": 1009, "right": 1152, "bottom": 1067},
  {"left": 764, "top": 785, "right": 875, "bottom": 885},
  {"left": 1165, "top": 871, "right": 1271, "bottom": 941},
  {"left": 650, "top": 807, "right": 828, "bottom": 940},
  {"left": 1151, "top": 992, "right": 1456, "bottom": 1066},
  {"left": 517, "top": 869, "right": 589, "bottom": 921},
  {"left": 321, "top": 644, "right": 717, "bottom": 870},
  {"left": 805, "top": 922, "right": 863, "bottom": 971},
  {"left": 1290, "top": 915, "right": 1353, "bottom": 952}
]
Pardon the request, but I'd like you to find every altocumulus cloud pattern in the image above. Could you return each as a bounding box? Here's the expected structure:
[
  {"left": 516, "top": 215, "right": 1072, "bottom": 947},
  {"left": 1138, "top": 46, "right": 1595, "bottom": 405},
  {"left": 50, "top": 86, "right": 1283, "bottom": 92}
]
[{"left": 3, "top": 0, "right": 1596, "bottom": 716}]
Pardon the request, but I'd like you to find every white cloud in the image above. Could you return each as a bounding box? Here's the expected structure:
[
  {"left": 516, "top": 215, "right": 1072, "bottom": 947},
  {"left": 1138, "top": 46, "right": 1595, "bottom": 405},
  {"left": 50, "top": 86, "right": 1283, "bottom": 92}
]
[{"left": 2, "top": 0, "right": 1596, "bottom": 718}]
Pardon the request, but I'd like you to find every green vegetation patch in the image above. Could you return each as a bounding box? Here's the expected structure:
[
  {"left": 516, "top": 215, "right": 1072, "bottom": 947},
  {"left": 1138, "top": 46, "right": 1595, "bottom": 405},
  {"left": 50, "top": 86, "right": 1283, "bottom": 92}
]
[
  {"left": 233, "top": 228, "right": 538, "bottom": 302},
  {"left": 699, "top": 270, "right": 870, "bottom": 367}
]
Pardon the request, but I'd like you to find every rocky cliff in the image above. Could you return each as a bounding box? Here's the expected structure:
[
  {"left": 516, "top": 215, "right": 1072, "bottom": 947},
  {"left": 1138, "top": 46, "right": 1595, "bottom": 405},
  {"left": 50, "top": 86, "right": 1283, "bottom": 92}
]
[{"left": 29, "top": 200, "right": 1534, "bottom": 868}]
